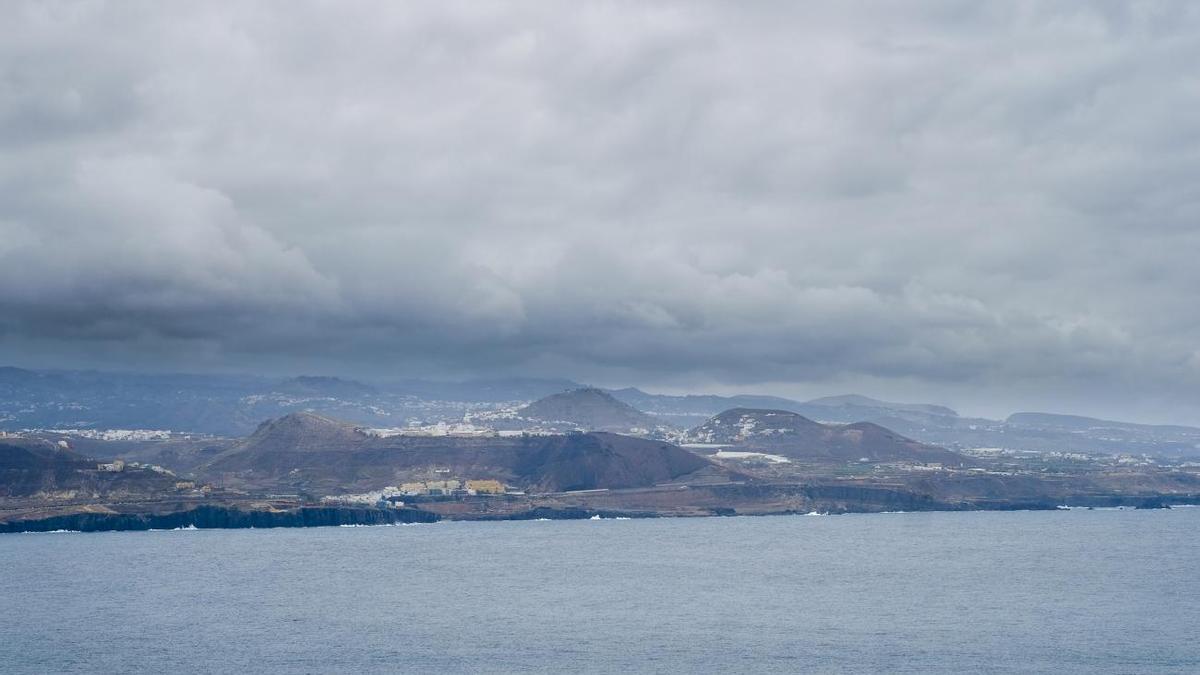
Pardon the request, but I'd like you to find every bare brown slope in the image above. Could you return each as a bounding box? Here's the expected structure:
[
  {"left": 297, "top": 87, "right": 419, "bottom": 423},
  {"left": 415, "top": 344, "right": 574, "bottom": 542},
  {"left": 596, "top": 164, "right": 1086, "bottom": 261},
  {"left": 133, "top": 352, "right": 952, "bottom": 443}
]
[
  {"left": 514, "top": 432, "right": 714, "bottom": 492},
  {"left": 204, "top": 412, "right": 369, "bottom": 474}
]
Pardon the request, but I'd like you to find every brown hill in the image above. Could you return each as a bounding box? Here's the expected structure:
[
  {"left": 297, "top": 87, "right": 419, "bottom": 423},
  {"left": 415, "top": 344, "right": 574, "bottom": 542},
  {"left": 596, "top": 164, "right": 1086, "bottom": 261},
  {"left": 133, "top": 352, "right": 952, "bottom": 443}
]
[
  {"left": 689, "top": 408, "right": 969, "bottom": 466},
  {"left": 514, "top": 432, "right": 712, "bottom": 492},
  {"left": 200, "top": 413, "right": 724, "bottom": 495},
  {"left": 202, "top": 412, "right": 373, "bottom": 481},
  {"left": 517, "top": 388, "right": 667, "bottom": 433}
]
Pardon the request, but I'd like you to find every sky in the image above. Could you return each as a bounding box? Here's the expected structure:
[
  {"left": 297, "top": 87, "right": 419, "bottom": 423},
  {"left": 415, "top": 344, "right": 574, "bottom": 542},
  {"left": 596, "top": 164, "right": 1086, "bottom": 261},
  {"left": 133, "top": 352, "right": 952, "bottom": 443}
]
[{"left": 2, "top": 1, "right": 1200, "bottom": 423}]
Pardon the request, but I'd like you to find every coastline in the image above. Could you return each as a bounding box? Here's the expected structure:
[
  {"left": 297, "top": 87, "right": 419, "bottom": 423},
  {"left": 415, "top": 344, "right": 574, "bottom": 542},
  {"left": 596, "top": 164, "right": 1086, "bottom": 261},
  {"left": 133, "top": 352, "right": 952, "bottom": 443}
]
[
  {"left": 0, "top": 504, "right": 437, "bottom": 534},
  {"left": 4, "top": 492, "right": 1198, "bottom": 534}
]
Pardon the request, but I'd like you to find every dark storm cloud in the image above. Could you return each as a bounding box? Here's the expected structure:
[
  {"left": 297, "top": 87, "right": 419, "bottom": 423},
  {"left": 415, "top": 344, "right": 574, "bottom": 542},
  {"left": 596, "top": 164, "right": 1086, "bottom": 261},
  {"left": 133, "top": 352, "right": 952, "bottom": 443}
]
[{"left": 3, "top": 1, "right": 1200, "bottom": 421}]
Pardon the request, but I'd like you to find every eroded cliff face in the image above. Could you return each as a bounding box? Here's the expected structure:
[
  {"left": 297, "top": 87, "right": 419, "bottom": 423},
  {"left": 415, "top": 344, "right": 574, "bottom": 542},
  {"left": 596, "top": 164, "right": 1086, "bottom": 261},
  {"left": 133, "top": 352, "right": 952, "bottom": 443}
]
[{"left": 0, "top": 504, "right": 438, "bottom": 533}]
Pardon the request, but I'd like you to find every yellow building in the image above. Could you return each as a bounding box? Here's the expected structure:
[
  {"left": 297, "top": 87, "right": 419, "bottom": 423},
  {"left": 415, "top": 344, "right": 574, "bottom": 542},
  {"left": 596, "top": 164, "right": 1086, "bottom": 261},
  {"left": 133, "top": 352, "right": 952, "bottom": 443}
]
[
  {"left": 399, "top": 482, "right": 427, "bottom": 495},
  {"left": 466, "top": 479, "right": 505, "bottom": 495},
  {"left": 426, "top": 479, "right": 461, "bottom": 495}
]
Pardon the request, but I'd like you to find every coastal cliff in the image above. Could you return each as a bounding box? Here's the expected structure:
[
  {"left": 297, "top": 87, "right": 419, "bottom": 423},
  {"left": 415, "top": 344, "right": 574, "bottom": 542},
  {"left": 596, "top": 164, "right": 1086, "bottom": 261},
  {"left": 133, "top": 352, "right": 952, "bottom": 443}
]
[{"left": 0, "top": 504, "right": 438, "bottom": 533}]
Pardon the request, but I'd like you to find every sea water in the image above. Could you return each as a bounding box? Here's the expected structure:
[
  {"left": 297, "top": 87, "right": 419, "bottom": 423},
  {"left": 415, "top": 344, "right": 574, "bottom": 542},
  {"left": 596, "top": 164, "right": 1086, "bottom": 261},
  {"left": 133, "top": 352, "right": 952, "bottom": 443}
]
[{"left": 2, "top": 508, "right": 1198, "bottom": 673}]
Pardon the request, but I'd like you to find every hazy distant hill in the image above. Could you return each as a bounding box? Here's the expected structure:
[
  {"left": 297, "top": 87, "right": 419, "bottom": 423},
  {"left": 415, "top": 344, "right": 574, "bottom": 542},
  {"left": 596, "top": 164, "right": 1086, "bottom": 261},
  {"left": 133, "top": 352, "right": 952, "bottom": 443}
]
[
  {"left": 200, "top": 412, "right": 723, "bottom": 495},
  {"left": 0, "top": 366, "right": 582, "bottom": 436},
  {"left": 270, "top": 376, "right": 378, "bottom": 398},
  {"left": 688, "top": 408, "right": 969, "bottom": 466},
  {"left": 1007, "top": 412, "right": 1200, "bottom": 435},
  {"left": 4, "top": 366, "right": 1200, "bottom": 459},
  {"left": 688, "top": 408, "right": 826, "bottom": 445},
  {"left": 517, "top": 388, "right": 667, "bottom": 433},
  {"left": 378, "top": 377, "right": 584, "bottom": 402},
  {"left": 606, "top": 387, "right": 959, "bottom": 427},
  {"left": 605, "top": 388, "right": 798, "bottom": 426},
  {"left": 803, "top": 394, "right": 958, "bottom": 419}
]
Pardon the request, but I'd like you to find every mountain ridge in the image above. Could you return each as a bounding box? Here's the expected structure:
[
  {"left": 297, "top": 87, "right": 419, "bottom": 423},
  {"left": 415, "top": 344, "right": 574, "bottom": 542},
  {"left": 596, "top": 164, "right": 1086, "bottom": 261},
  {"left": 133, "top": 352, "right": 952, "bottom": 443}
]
[
  {"left": 200, "top": 411, "right": 724, "bottom": 495},
  {"left": 688, "top": 408, "right": 970, "bottom": 466}
]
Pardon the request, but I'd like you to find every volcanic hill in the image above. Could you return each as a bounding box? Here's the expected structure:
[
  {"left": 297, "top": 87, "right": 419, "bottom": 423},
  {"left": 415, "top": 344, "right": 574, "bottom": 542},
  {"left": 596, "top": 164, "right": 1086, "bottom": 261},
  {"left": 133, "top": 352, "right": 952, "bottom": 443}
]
[
  {"left": 688, "top": 408, "right": 969, "bottom": 465},
  {"left": 199, "top": 412, "right": 723, "bottom": 494},
  {"left": 516, "top": 388, "right": 667, "bottom": 433}
]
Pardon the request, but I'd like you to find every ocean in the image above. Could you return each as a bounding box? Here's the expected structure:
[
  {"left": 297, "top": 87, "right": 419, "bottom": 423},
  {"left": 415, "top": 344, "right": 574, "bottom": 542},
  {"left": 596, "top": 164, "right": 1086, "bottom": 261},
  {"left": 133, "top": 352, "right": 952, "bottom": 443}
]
[{"left": 2, "top": 508, "right": 1198, "bottom": 673}]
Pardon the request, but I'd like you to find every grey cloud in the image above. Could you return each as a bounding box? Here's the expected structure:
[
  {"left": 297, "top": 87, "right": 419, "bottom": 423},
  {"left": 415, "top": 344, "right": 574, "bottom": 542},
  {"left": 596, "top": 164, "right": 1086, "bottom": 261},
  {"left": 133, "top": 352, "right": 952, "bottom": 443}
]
[{"left": 2, "top": 1, "right": 1200, "bottom": 422}]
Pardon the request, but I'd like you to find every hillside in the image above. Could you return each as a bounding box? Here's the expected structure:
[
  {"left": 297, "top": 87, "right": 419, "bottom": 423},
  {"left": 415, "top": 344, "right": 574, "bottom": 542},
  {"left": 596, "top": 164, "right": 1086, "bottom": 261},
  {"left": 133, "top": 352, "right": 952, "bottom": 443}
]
[
  {"left": 514, "top": 432, "right": 713, "bottom": 492},
  {"left": 0, "top": 439, "right": 178, "bottom": 498},
  {"left": 0, "top": 440, "right": 92, "bottom": 497},
  {"left": 198, "top": 412, "right": 723, "bottom": 495},
  {"left": 689, "top": 408, "right": 827, "bottom": 445},
  {"left": 517, "top": 388, "right": 667, "bottom": 433},
  {"left": 242, "top": 412, "right": 368, "bottom": 453},
  {"left": 688, "top": 409, "right": 969, "bottom": 466},
  {"left": 0, "top": 366, "right": 585, "bottom": 436},
  {"left": 605, "top": 387, "right": 961, "bottom": 429},
  {"left": 203, "top": 412, "right": 370, "bottom": 475},
  {"left": 804, "top": 394, "right": 958, "bottom": 419},
  {"left": 270, "top": 376, "right": 379, "bottom": 398},
  {"left": 607, "top": 387, "right": 805, "bottom": 425}
]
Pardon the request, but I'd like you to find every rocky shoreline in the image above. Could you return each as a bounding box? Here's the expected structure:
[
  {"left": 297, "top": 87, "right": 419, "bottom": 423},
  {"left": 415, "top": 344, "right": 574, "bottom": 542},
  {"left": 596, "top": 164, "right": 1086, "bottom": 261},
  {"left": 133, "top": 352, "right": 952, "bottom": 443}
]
[{"left": 0, "top": 504, "right": 438, "bottom": 534}]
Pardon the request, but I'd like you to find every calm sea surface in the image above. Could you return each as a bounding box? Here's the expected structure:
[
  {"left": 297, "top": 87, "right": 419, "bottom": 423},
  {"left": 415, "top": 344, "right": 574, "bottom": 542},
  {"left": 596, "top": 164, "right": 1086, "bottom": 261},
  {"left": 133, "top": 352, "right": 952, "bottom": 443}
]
[{"left": 2, "top": 508, "right": 1198, "bottom": 674}]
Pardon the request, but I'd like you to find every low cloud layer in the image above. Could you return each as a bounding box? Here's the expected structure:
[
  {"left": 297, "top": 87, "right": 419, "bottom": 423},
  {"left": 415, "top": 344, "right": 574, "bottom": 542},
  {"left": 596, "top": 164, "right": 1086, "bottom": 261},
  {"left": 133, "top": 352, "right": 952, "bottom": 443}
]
[{"left": 3, "top": 2, "right": 1200, "bottom": 421}]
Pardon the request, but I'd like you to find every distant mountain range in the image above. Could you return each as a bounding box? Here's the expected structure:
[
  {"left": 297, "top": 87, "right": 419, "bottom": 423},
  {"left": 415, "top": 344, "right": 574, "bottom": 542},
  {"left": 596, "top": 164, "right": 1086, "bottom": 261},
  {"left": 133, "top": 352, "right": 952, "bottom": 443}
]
[
  {"left": 606, "top": 388, "right": 963, "bottom": 426},
  {"left": 0, "top": 366, "right": 583, "bottom": 436},
  {"left": 187, "top": 395, "right": 963, "bottom": 494},
  {"left": 2, "top": 366, "right": 1199, "bottom": 459}
]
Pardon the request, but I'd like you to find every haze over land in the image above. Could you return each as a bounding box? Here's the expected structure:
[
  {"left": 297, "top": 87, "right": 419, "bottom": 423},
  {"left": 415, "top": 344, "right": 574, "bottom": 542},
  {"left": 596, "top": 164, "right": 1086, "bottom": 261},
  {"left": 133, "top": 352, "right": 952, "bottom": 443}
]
[{"left": 4, "top": 2, "right": 1200, "bottom": 425}]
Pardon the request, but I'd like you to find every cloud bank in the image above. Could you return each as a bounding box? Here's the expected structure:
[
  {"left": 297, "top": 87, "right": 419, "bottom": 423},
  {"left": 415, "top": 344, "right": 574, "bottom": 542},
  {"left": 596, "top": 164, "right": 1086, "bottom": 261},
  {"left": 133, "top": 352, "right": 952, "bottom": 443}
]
[{"left": 3, "top": 1, "right": 1200, "bottom": 421}]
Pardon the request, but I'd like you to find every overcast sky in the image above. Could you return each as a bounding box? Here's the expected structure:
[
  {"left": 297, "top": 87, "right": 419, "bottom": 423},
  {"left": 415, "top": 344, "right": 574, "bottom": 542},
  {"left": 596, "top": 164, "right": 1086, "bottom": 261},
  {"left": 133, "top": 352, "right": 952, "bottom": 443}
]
[{"left": 2, "top": 1, "right": 1200, "bottom": 422}]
